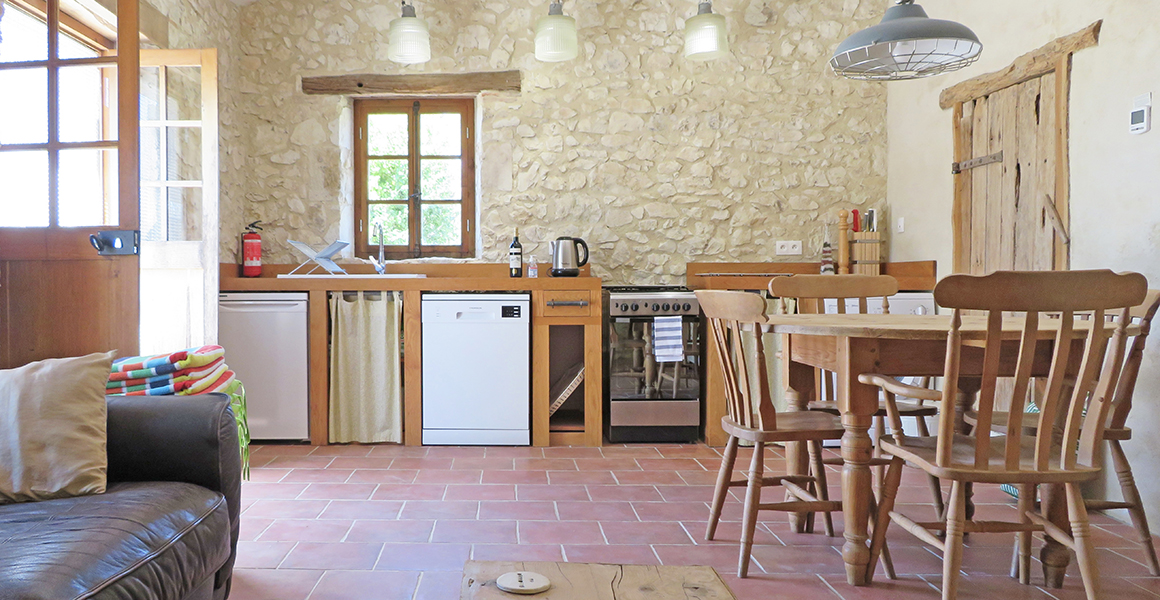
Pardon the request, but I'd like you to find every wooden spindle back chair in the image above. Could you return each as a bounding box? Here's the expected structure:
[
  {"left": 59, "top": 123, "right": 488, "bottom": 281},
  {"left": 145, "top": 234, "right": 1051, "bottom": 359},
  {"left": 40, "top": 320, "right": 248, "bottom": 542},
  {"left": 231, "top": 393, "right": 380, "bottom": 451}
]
[
  {"left": 769, "top": 274, "right": 945, "bottom": 519},
  {"left": 769, "top": 273, "right": 898, "bottom": 316},
  {"left": 970, "top": 289, "right": 1160, "bottom": 579},
  {"left": 1093, "top": 289, "right": 1160, "bottom": 575},
  {"left": 861, "top": 269, "right": 1148, "bottom": 600},
  {"left": 697, "top": 290, "right": 847, "bottom": 577}
]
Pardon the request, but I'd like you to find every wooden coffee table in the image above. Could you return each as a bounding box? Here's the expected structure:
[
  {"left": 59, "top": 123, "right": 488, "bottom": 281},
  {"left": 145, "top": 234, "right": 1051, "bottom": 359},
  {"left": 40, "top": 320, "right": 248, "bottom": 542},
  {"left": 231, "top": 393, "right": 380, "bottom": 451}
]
[{"left": 460, "top": 561, "right": 737, "bottom": 599}]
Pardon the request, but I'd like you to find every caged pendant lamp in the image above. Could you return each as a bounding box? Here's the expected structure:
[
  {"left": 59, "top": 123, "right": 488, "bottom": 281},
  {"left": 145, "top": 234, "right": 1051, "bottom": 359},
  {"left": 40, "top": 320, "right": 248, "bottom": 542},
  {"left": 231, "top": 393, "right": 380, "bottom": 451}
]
[
  {"left": 535, "top": 1, "right": 578, "bottom": 62},
  {"left": 683, "top": 0, "right": 729, "bottom": 61},
  {"left": 388, "top": 1, "right": 431, "bottom": 65},
  {"left": 830, "top": 0, "right": 981, "bottom": 81}
]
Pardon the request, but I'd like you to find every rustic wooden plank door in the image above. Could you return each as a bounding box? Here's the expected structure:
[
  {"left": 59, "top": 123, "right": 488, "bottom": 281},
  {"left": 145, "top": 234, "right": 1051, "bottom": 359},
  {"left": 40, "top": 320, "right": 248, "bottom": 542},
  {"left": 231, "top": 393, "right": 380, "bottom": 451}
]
[{"left": 959, "top": 73, "right": 1063, "bottom": 276}]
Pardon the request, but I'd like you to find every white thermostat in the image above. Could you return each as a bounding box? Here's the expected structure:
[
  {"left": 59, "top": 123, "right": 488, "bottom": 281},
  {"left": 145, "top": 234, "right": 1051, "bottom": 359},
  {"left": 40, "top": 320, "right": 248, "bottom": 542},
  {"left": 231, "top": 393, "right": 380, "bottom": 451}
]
[{"left": 1131, "top": 93, "right": 1151, "bottom": 135}]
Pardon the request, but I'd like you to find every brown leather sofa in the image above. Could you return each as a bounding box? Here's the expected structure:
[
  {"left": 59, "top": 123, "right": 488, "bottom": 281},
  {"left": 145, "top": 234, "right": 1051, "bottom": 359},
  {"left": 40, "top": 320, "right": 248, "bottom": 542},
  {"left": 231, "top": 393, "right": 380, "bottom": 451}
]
[{"left": 0, "top": 393, "right": 242, "bottom": 600}]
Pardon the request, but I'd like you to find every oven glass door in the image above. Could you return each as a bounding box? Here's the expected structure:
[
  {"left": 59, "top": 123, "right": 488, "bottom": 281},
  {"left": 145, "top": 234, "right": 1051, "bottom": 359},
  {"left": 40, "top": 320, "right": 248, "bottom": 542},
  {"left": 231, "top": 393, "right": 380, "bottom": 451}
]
[{"left": 608, "top": 316, "right": 700, "bottom": 401}]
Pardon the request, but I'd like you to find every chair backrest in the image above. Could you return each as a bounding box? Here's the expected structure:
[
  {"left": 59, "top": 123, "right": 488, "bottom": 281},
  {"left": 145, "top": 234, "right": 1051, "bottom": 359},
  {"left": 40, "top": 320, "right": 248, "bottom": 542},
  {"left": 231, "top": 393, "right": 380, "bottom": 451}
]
[
  {"left": 932, "top": 270, "right": 1148, "bottom": 472},
  {"left": 696, "top": 290, "right": 776, "bottom": 431},
  {"left": 768, "top": 274, "right": 899, "bottom": 315},
  {"left": 1105, "top": 289, "right": 1160, "bottom": 429}
]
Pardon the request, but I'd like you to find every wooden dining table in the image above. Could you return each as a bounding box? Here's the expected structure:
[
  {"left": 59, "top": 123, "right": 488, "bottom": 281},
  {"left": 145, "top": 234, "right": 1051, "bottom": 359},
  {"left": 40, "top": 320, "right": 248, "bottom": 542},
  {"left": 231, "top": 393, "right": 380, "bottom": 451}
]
[{"left": 763, "top": 313, "right": 1137, "bottom": 588}]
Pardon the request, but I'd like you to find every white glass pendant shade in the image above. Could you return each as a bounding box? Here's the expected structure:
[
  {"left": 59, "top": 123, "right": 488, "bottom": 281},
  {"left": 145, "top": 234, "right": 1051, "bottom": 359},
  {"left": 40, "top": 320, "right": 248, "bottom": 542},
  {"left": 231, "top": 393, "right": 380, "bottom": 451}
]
[
  {"left": 535, "top": 2, "right": 578, "bottom": 62},
  {"left": 831, "top": 0, "right": 981, "bottom": 81},
  {"left": 388, "top": 4, "right": 431, "bottom": 65},
  {"left": 684, "top": 2, "right": 728, "bottom": 61}
]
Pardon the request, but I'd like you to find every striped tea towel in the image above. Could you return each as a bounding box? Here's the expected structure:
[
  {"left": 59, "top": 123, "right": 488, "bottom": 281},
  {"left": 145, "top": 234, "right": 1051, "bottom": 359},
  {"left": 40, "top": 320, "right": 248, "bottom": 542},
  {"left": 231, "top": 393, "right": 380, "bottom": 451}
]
[{"left": 653, "top": 316, "right": 684, "bottom": 363}]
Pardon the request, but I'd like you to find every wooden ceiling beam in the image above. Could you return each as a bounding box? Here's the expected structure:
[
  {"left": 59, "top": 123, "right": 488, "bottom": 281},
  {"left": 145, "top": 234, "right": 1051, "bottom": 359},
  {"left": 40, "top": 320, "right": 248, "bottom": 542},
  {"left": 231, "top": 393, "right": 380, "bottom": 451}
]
[
  {"left": 939, "top": 20, "right": 1101, "bottom": 109},
  {"left": 301, "top": 71, "right": 522, "bottom": 96}
]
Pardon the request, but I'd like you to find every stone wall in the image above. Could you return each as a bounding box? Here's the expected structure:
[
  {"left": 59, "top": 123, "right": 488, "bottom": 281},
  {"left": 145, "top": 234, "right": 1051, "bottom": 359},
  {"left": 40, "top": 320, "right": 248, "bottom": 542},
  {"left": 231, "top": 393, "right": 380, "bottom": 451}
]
[{"left": 223, "top": 0, "right": 887, "bottom": 284}]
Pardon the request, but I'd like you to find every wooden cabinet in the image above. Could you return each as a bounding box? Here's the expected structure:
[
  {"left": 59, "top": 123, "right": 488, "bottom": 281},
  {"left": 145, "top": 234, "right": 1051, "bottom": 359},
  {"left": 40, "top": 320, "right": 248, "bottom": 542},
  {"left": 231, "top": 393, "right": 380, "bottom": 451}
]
[
  {"left": 532, "top": 288, "right": 603, "bottom": 447},
  {"left": 221, "top": 263, "right": 603, "bottom": 447}
]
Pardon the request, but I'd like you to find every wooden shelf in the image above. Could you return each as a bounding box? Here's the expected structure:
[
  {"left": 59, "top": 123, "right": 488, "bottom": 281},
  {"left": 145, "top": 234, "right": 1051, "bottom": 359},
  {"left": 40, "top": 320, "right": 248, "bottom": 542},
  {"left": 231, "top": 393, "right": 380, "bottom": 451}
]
[{"left": 549, "top": 409, "right": 586, "bottom": 432}]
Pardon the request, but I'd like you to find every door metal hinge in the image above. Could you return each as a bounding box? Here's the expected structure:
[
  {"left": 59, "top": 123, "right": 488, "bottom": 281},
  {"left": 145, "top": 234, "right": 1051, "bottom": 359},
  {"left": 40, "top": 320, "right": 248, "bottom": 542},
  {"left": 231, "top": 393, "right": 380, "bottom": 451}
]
[
  {"left": 467, "top": 219, "right": 471, "bottom": 232},
  {"left": 952, "top": 151, "right": 1003, "bottom": 174}
]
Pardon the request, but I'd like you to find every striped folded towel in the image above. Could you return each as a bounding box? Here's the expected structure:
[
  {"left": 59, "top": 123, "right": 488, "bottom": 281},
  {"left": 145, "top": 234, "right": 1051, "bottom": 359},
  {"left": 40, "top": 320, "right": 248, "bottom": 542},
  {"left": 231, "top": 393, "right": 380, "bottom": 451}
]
[
  {"left": 110, "top": 345, "right": 225, "bottom": 381},
  {"left": 176, "top": 363, "right": 230, "bottom": 394},
  {"left": 106, "top": 357, "right": 225, "bottom": 392},
  {"left": 653, "top": 316, "right": 685, "bottom": 363},
  {"left": 117, "top": 366, "right": 235, "bottom": 397},
  {"left": 196, "top": 370, "right": 236, "bottom": 394}
]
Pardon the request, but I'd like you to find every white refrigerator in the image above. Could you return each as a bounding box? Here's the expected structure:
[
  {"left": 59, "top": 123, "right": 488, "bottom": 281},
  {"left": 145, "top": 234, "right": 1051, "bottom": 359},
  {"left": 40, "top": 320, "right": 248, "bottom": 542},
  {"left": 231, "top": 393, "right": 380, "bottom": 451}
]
[{"left": 218, "top": 292, "right": 310, "bottom": 440}]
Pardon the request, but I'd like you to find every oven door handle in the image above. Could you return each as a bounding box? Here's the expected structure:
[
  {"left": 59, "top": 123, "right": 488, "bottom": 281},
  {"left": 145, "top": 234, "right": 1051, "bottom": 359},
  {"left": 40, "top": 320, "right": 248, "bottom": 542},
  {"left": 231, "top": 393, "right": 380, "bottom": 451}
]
[{"left": 546, "top": 300, "right": 589, "bottom": 307}]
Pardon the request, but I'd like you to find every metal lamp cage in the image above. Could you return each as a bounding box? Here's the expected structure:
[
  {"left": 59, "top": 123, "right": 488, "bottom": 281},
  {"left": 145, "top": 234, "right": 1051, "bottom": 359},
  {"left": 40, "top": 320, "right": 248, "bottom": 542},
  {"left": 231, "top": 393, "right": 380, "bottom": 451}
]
[{"left": 830, "top": 0, "right": 982, "bottom": 81}]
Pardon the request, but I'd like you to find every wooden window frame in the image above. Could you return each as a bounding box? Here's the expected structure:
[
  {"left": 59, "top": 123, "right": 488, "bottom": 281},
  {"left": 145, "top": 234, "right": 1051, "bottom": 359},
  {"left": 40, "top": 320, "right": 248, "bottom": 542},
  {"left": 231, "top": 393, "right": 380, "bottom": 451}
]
[
  {"left": 354, "top": 97, "right": 475, "bottom": 259},
  {"left": 0, "top": 0, "right": 119, "bottom": 228}
]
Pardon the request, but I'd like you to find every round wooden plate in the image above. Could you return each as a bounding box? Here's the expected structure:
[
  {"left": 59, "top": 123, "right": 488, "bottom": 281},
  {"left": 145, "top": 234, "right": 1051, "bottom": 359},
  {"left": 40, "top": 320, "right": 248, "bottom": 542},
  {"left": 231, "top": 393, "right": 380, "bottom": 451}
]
[{"left": 495, "top": 571, "right": 551, "bottom": 594}]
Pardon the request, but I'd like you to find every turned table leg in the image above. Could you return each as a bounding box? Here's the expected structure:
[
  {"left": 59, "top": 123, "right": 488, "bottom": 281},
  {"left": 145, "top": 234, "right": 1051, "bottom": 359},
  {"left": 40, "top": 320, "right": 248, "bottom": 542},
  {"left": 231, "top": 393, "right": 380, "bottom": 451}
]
[
  {"left": 784, "top": 358, "right": 816, "bottom": 534},
  {"left": 839, "top": 337, "right": 878, "bottom": 586},
  {"left": 954, "top": 378, "right": 981, "bottom": 522},
  {"left": 1039, "top": 483, "right": 1071, "bottom": 587}
]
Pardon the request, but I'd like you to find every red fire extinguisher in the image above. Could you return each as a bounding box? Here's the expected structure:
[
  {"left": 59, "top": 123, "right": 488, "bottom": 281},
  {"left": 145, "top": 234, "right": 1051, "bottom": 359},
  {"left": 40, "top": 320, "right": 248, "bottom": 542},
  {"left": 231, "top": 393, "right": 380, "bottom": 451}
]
[{"left": 241, "top": 221, "right": 263, "bottom": 277}]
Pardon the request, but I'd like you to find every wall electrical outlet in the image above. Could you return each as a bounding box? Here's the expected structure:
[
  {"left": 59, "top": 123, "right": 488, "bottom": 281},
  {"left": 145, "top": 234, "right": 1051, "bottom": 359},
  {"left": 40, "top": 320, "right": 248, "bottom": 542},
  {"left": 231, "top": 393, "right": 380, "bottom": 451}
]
[{"left": 775, "top": 240, "right": 803, "bottom": 255}]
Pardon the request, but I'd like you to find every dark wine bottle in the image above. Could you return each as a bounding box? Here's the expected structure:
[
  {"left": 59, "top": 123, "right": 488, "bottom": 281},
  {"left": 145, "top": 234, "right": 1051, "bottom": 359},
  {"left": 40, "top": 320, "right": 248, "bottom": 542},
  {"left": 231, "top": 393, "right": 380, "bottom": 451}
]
[{"left": 509, "top": 228, "right": 523, "bottom": 277}]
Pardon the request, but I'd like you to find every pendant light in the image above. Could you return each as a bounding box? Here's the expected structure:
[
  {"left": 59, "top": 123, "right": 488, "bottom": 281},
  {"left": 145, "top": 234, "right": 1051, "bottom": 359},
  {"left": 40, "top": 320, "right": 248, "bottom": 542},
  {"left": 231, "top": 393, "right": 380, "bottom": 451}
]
[
  {"left": 683, "top": 0, "right": 729, "bottom": 61},
  {"left": 535, "top": 1, "right": 578, "bottom": 62},
  {"left": 388, "top": 1, "right": 431, "bottom": 65},
  {"left": 830, "top": 0, "right": 981, "bottom": 81}
]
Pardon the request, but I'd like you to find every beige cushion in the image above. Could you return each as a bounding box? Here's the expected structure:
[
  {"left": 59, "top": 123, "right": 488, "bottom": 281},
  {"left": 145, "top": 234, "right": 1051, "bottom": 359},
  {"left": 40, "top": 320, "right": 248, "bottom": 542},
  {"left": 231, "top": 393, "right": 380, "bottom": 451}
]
[{"left": 0, "top": 351, "right": 115, "bottom": 503}]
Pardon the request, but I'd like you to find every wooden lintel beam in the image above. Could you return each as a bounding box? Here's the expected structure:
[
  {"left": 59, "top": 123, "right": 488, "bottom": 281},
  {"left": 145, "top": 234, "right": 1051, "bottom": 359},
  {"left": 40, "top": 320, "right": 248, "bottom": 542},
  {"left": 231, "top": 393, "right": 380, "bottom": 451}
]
[
  {"left": 301, "top": 71, "right": 522, "bottom": 96},
  {"left": 939, "top": 20, "right": 1102, "bottom": 109}
]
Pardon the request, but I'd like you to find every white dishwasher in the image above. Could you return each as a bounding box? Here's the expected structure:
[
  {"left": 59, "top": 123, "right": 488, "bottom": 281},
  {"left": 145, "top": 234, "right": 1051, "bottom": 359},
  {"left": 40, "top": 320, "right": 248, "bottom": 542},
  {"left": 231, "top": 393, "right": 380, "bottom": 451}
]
[
  {"left": 421, "top": 293, "right": 530, "bottom": 445},
  {"left": 218, "top": 292, "right": 310, "bottom": 440}
]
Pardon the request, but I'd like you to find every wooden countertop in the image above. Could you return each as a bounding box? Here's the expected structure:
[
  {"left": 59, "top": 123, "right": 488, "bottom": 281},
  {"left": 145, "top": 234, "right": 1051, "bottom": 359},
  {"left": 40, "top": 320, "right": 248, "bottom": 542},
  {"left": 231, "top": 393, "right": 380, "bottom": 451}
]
[{"left": 220, "top": 263, "right": 602, "bottom": 292}]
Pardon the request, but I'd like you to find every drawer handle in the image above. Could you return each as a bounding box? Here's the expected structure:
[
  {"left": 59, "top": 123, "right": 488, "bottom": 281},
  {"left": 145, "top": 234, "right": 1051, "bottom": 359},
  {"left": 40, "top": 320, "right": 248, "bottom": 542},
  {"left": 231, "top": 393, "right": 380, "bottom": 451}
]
[{"left": 547, "top": 300, "right": 589, "bottom": 307}]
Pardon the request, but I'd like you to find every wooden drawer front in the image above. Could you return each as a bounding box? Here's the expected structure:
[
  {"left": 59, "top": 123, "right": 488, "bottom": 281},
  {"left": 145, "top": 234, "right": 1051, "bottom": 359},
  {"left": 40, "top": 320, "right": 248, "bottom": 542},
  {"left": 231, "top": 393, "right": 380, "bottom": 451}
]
[{"left": 540, "top": 291, "right": 592, "bottom": 317}]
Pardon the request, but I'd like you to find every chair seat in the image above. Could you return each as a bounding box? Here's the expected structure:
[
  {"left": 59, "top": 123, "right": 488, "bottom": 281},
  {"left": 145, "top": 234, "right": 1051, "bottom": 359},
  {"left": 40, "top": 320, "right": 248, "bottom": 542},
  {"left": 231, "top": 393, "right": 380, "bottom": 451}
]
[
  {"left": 722, "top": 412, "right": 844, "bottom": 443},
  {"left": 811, "top": 400, "right": 938, "bottom": 418},
  {"left": 879, "top": 433, "right": 1101, "bottom": 484},
  {"left": 963, "top": 411, "right": 1132, "bottom": 441}
]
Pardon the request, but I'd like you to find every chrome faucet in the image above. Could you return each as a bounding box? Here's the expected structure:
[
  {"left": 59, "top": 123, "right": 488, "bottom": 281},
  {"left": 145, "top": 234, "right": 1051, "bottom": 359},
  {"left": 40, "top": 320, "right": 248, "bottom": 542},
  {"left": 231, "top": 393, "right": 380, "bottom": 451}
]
[{"left": 370, "top": 223, "right": 387, "bottom": 274}]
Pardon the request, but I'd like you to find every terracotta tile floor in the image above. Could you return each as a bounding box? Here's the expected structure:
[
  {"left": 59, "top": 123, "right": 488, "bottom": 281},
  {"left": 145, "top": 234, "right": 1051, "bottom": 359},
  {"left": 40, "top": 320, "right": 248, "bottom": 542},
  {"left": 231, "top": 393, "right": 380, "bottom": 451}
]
[{"left": 232, "top": 443, "right": 1160, "bottom": 599}]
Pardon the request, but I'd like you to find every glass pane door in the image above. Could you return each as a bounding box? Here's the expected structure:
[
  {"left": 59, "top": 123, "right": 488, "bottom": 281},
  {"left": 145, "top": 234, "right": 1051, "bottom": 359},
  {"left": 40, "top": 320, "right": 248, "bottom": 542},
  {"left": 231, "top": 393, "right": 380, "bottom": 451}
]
[{"left": 138, "top": 50, "right": 219, "bottom": 354}]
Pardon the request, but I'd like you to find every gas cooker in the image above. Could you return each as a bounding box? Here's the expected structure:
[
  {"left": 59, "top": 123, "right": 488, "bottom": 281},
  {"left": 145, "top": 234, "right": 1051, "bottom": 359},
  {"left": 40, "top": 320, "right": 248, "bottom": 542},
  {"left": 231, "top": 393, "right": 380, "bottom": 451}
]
[{"left": 605, "top": 285, "right": 699, "bottom": 317}]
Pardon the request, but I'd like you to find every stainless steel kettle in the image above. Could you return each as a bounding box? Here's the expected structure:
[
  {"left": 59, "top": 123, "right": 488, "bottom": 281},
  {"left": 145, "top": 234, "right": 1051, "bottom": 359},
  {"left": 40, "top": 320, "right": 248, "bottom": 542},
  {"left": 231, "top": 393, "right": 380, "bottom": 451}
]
[{"left": 548, "top": 237, "right": 589, "bottom": 277}]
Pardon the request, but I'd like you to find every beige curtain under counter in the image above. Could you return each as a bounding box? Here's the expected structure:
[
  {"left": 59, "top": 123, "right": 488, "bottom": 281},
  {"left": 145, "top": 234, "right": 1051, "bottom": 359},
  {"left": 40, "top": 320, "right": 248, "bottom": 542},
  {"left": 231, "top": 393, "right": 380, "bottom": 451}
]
[{"left": 329, "top": 291, "right": 403, "bottom": 444}]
